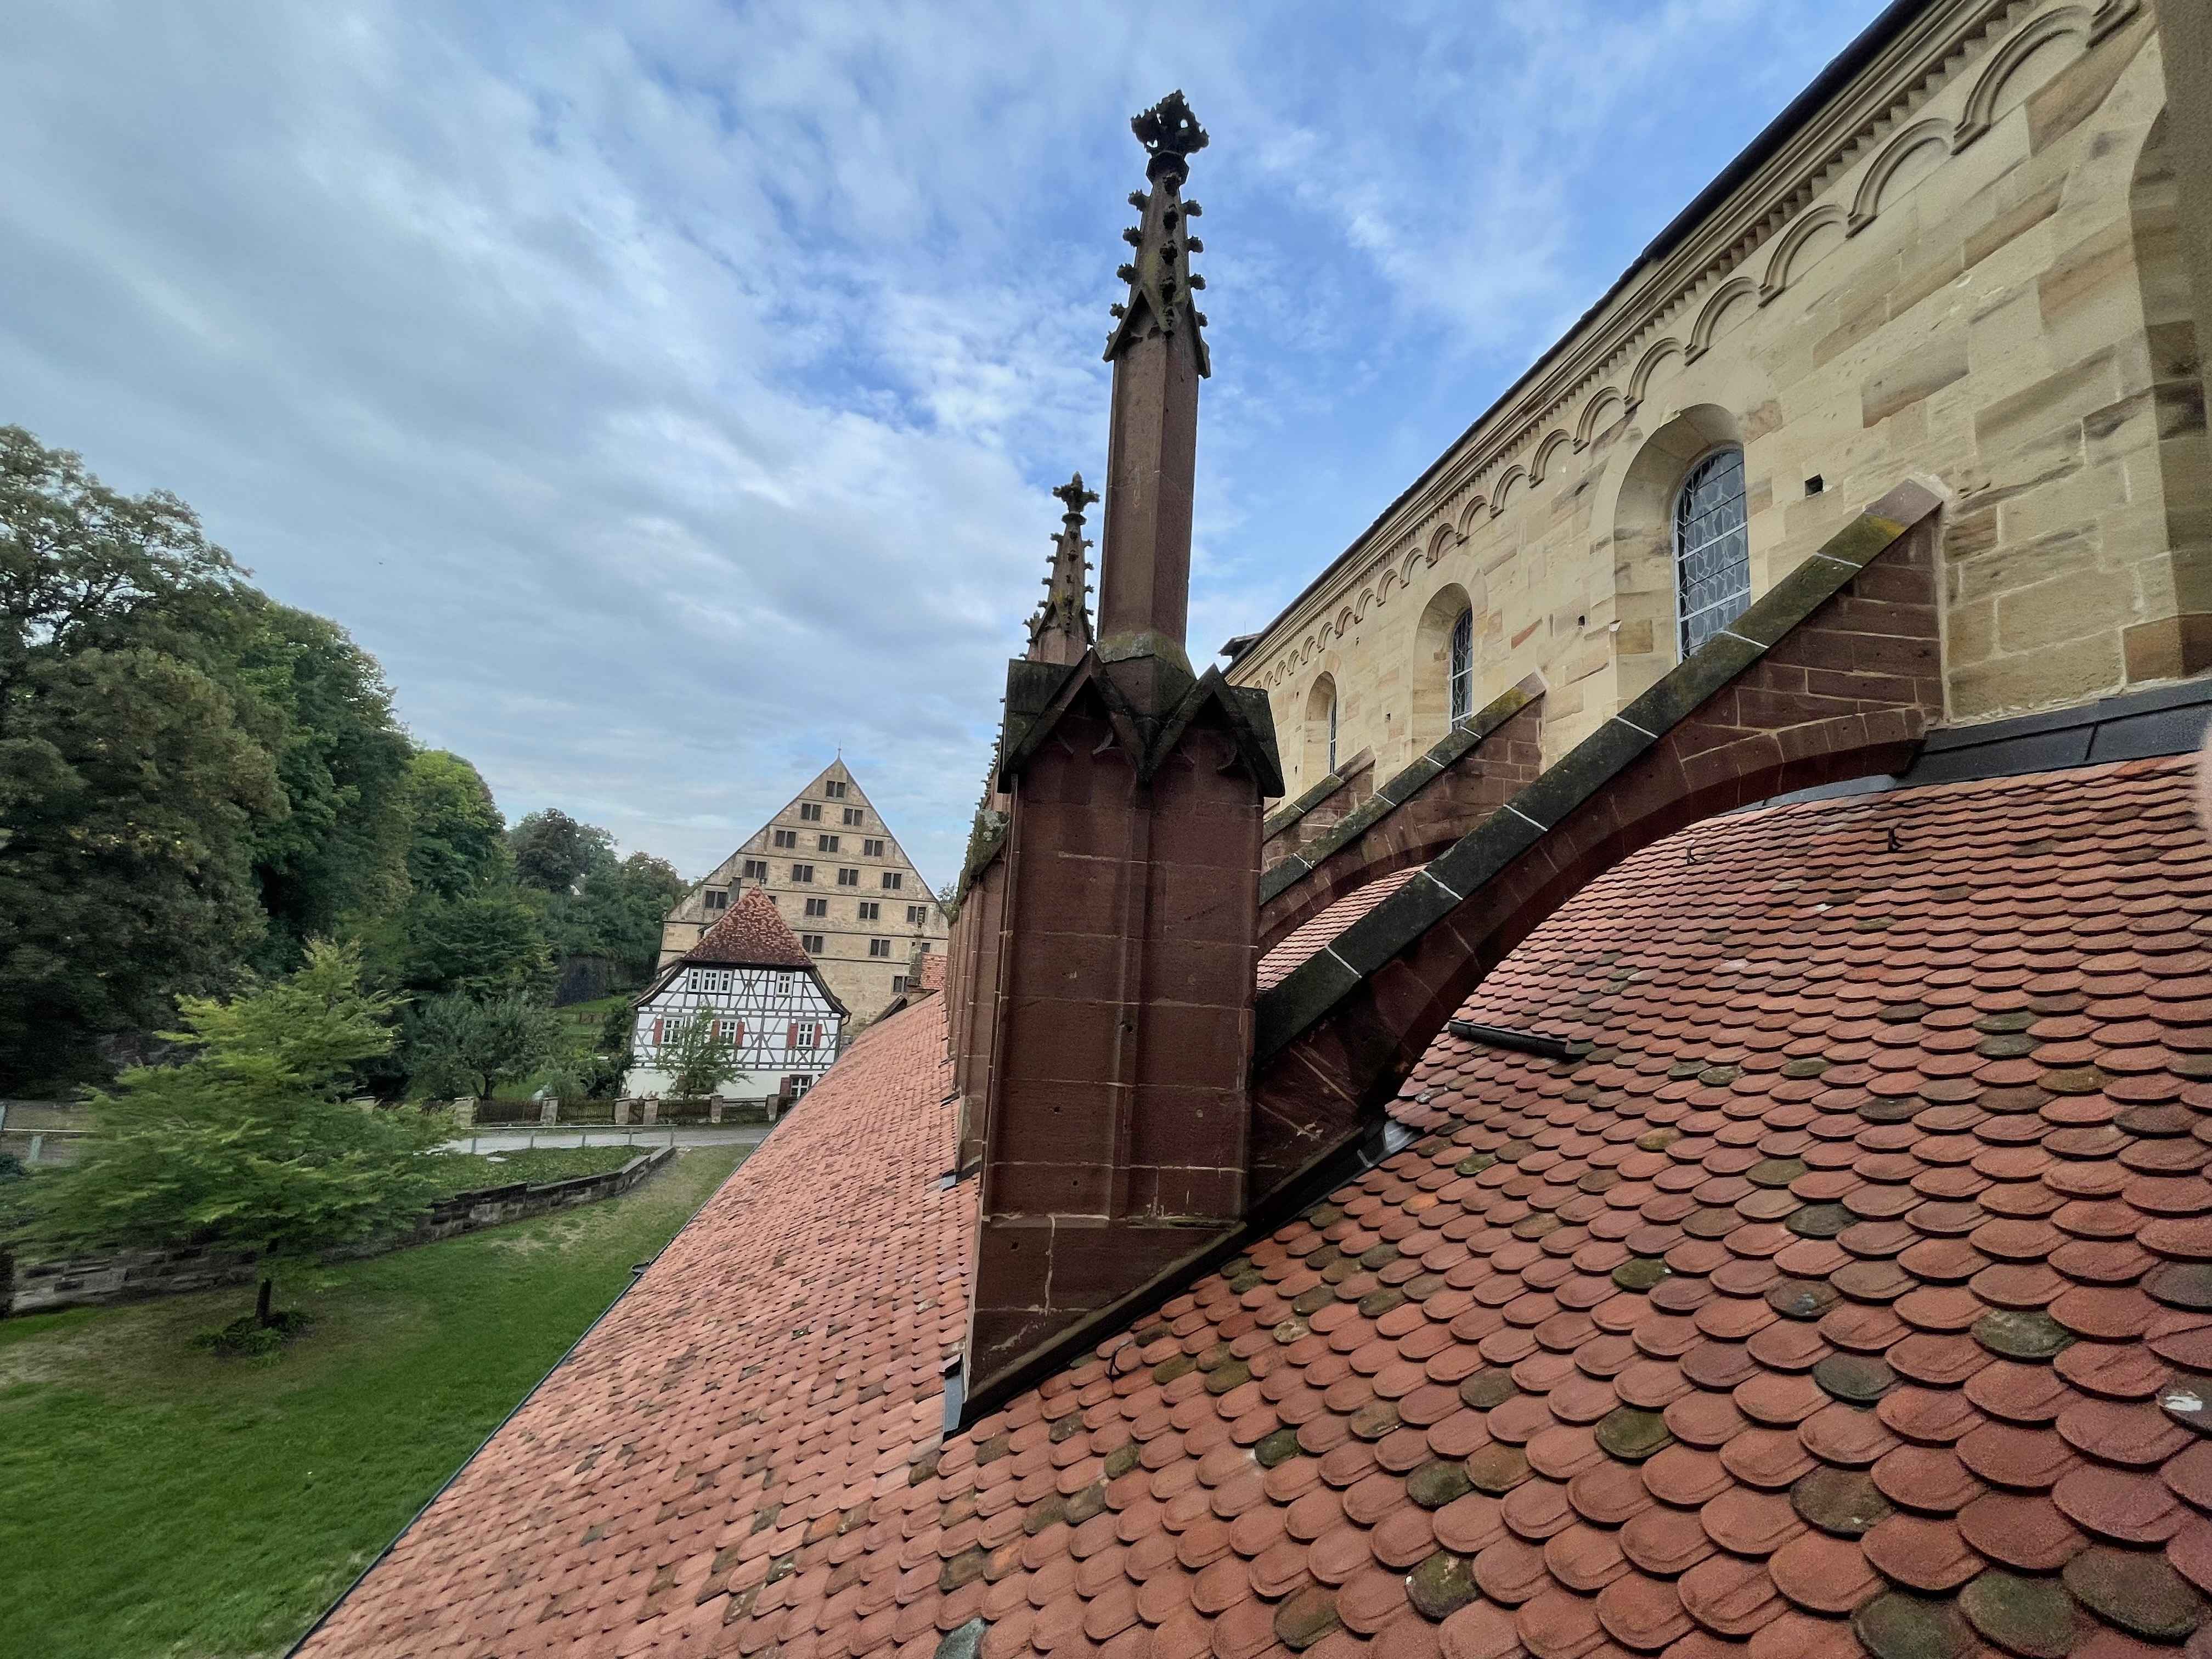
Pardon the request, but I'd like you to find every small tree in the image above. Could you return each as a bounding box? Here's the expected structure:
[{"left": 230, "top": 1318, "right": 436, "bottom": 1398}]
[
  {"left": 662, "top": 1013, "right": 742, "bottom": 1100},
  {"left": 12, "top": 943, "right": 452, "bottom": 1329},
  {"left": 405, "top": 994, "right": 562, "bottom": 1102}
]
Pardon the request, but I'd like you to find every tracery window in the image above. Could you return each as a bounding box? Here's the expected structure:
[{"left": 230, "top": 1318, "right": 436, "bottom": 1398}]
[
  {"left": 1448, "top": 610, "right": 1474, "bottom": 726},
  {"left": 1675, "top": 448, "right": 1751, "bottom": 655}
]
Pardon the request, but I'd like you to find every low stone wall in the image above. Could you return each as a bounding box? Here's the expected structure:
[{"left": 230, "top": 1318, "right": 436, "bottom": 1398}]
[
  {"left": 1, "top": 1146, "right": 677, "bottom": 1318},
  {"left": 459, "top": 1095, "right": 782, "bottom": 1130}
]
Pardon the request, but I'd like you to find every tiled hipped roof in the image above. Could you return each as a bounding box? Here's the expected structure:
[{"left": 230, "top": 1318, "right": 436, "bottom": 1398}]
[
  {"left": 304, "top": 753, "right": 2212, "bottom": 1658},
  {"left": 688, "top": 887, "right": 817, "bottom": 970}
]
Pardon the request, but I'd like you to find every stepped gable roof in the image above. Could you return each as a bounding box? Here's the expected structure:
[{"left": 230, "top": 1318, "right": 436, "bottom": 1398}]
[
  {"left": 301, "top": 752, "right": 2212, "bottom": 1659},
  {"left": 686, "top": 885, "right": 815, "bottom": 969}
]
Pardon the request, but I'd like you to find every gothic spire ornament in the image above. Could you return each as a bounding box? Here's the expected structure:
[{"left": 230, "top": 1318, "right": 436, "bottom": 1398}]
[
  {"left": 1025, "top": 472, "right": 1096, "bottom": 665},
  {"left": 1104, "top": 89, "right": 1211, "bottom": 377}
]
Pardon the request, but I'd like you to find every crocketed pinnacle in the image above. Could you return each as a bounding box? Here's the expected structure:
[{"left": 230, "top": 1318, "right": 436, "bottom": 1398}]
[
  {"left": 1025, "top": 472, "right": 1097, "bottom": 666},
  {"left": 1103, "top": 90, "right": 1211, "bottom": 377}
]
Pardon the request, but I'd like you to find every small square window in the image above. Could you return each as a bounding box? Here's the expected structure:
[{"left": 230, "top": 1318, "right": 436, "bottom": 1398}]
[
  {"left": 906, "top": 904, "right": 927, "bottom": 926},
  {"left": 792, "top": 864, "right": 814, "bottom": 883},
  {"left": 842, "top": 807, "right": 864, "bottom": 826},
  {"left": 891, "top": 975, "right": 907, "bottom": 994},
  {"left": 868, "top": 938, "right": 891, "bottom": 958},
  {"left": 824, "top": 780, "right": 847, "bottom": 799},
  {"left": 703, "top": 889, "right": 729, "bottom": 911},
  {"left": 799, "top": 802, "right": 822, "bottom": 822},
  {"left": 772, "top": 829, "right": 797, "bottom": 849},
  {"left": 742, "top": 859, "right": 768, "bottom": 879},
  {"left": 837, "top": 867, "right": 859, "bottom": 887},
  {"left": 862, "top": 838, "right": 884, "bottom": 857},
  {"left": 858, "top": 900, "right": 880, "bottom": 921},
  {"left": 800, "top": 932, "right": 825, "bottom": 952},
  {"left": 818, "top": 833, "right": 839, "bottom": 852},
  {"left": 881, "top": 871, "right": 902, "bottom": 891},
  {"left": 804, "top": 896, "right": 828, "bottom": 917}
]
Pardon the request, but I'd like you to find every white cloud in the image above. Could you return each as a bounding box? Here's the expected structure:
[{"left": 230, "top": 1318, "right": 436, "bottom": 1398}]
[{"left": 0, "top": 0, "right": 1876, "bottom": 885}]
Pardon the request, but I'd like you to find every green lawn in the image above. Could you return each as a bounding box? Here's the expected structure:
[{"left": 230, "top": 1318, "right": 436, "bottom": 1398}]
[
  {"left": 417, "top": 1143, "right": 638, "bottom": 1198},
  {"left": 0, "top": 1142, "right": 748, "bottom": 1659}
]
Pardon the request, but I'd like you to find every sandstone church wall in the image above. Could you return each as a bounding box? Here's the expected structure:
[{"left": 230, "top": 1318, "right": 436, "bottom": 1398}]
[{"left": 1234, "top": 1, "right": 2208, "bottom": 801}]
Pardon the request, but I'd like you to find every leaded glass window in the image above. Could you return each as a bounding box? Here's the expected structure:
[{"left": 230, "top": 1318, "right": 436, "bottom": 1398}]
[
  {"left": 1675, "top": 448, "right": 1751, "bottom": 655},
  {"left": 1449, "top": 609, "right": 1474, "bottom": 725}
]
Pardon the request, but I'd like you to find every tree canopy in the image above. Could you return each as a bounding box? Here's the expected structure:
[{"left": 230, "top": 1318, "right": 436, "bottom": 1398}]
[
  {"left": 0, "top": 426, "right": 691, "bottom": 1095},
  {"left": 232, "top": 599, "right": 414, "bottom": 966},
  {"left": 11, "top": 944, "right": 453, "bottom": 1268},
  {"left": 403, "top": 992, "right": 563, "bottom": 1103},
  {"left": 509, "top": 808, "right": 613, "bottom": 895},
  {"left": 0, "top": 427, "right": 286, "bottom": 1091},
  {"left": 403, "top": 751, "right": 509, "bottom": 901}
]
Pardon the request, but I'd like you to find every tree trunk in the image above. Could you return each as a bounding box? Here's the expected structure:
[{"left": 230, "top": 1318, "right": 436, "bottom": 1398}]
[{"left": 256, "top": 1274, "right": 275, "bottom": 1328}]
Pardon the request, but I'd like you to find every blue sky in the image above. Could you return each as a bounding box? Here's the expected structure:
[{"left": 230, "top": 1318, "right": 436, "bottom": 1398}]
[{"left": 1, "top": 1, "right": 1881, "bottom": 889}]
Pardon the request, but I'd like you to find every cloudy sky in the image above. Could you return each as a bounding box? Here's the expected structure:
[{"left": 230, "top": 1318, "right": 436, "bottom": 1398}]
[{"left": 3, "top": 1, "right": 1879, "bottom": 888}]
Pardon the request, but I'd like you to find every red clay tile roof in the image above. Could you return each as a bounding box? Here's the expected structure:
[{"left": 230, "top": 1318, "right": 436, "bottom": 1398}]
[
  {"left": 304, "top": 753, "right": 2212, "bottom": 1659},
  {"left": 1260, "top": 869, "right": 1424, "bottom": 992},
  {"left": 689, "top": 885, "right": 816, "bottom": 969},
  {"left": 301, "top": 991, "right": 967, "bottom": 1655},
  {"left": 922, "top": 951, "right": 948, "bottom": 992}
]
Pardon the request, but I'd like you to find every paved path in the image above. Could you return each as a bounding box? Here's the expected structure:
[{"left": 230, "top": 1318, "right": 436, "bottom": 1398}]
[{"left": 444, "top": 1125, "right": 774, "bottom": 1155}]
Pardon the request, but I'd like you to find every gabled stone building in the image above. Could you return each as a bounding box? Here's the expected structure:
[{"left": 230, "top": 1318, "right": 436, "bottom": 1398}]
[
  {"left": 659, "top": 759, "right": 948, "bottom": 1021},
  {"left": 299, "top": 13, "right": 2212, "bottom": 1659}
]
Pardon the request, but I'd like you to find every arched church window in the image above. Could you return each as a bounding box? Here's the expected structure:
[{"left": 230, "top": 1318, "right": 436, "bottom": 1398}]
[
  {"left": 1449, "top": 608, "right": 1474, "bottom": 725},
  {"left": 1675, "top": 448, "right": 1751, "bottom": 654},
  {"left": 1304, "top": 675, "right": 1338, "bottom": 781}
]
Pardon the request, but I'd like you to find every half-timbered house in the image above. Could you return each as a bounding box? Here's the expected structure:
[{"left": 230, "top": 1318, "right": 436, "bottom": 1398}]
[{"left": 622, "top": 887, "right": 847, "bottom": 1107}]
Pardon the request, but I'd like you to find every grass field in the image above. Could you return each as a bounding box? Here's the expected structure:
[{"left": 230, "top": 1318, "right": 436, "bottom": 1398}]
[
  {"left": 418, "top": 1142, "right": 638, "bottom": 1197},
  {"left": 0, "top": 1141, "right": 748, "bottom": 1659}
]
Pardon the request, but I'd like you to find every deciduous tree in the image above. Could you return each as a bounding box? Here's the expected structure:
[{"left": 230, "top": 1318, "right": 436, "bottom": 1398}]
[
  {"left": 228, "top": 599, "right": 413, "bottom": 967},
  {"left": 0, "top": 427, "right": 286, "bottom": 1092},
  {"left": 661, "top": 1012, "right": 743, "bottom": 1100},
  {"left": 12, "top": 943, "right": 452, "bottom": 1327},
  {"left": 402, "top": 751, "right": 508, "bottom": 901},
  {"left": 403, "top": 992, "right": 563, "bottom": 1103},
  {"left": 509, "top": 808, "right": 613, "bottom": 895}
]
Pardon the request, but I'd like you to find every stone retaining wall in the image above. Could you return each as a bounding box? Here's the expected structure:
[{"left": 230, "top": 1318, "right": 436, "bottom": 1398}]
[{"left": 1, "top": 1146, "right": 677, "bottom": 1318}]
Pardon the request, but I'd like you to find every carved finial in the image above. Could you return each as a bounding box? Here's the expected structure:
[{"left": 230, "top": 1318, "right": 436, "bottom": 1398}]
[
  {"left": 1130, "top": 90, "right": 1208, "bottom": 183},
  {"left": 1104, "top": 91, "right": 1211, "bottom": 377},
  {"left": 1052, "top": 471, "right": 1099, "bottom": 523},
  {"left": 1026, "top": 472, "right": 1097, "bottom": 665}
]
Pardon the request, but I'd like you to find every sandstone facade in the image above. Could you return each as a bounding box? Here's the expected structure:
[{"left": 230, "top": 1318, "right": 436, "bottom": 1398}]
[{"left": 1233, "top": 0, "right": 2211, "bottom": 800}]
